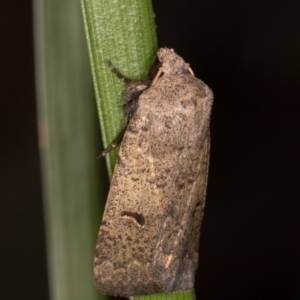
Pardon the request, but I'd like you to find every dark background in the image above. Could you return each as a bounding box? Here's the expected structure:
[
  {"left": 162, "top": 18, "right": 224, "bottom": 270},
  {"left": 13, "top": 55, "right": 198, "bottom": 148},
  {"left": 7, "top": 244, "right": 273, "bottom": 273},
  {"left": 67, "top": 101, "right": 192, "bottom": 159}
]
[{"left": 1, "top": 0, "right": 300, "bottom": 299}]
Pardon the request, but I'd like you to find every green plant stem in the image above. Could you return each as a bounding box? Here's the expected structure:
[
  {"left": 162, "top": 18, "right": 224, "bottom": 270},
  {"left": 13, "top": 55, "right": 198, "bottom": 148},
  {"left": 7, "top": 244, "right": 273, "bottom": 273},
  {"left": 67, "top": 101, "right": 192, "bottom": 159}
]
[
  {"left": 33, "top": 0, "right": 105, "bottom": 299},
  {"left": 81, "top": 0, "right": 158, "bottom": 178},
  {"left": 131, "top": 290, "right": 196, "bottom": 300},
  {"left": 81, "top": 1, "right": 196, "bottom": 300}
]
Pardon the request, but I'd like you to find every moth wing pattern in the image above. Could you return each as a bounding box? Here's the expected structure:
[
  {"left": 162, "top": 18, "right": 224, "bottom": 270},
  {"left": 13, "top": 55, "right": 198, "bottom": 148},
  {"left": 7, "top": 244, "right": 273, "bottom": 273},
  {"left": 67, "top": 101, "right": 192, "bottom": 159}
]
[
  {"left": 152, "top": 132, "right": 210, "bottom": 292},
  {"left": 94, "top": 101, "right": 169, "bottom": 296},
  {"left": 148, "top": 74, "right": 212, "bottom": 292},
  {"left": 94, "top": 48, "right": 213, "bottom": 297}
]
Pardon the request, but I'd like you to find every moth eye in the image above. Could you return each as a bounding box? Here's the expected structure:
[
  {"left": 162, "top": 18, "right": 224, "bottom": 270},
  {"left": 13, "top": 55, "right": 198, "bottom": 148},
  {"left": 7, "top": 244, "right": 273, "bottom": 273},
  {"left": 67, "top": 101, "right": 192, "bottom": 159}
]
[{"left": 149, "top": 56, "right": 163, "bottom": 79}]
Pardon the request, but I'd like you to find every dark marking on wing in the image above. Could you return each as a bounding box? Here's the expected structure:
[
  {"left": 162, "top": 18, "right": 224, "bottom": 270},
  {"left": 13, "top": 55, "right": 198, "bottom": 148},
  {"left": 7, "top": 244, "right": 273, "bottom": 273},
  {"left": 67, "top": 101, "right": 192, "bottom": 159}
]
[{"left": 121, "top": 211, "right": 145, "bottom": 226}]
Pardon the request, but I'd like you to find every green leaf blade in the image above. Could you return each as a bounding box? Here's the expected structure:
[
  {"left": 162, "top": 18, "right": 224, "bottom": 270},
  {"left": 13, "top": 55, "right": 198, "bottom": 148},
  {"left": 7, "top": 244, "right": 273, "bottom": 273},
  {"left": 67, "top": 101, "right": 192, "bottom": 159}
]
[
  {"left": 81, "top": 0, "right": 158, "bottom": 177},
  {"left": 82, "top": 1, "right": 196, "bottom": 300}
]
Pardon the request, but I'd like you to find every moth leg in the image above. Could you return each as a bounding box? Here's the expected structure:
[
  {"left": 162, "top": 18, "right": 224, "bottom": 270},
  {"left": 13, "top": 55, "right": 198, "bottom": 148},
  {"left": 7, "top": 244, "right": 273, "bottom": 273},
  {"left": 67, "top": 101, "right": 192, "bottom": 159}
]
[
  {"left": 99, "top": 59, "right": 151, "bottom": 160},
  {"left": 188, "top": 67, "right": 195, "bottom": 76},
  {"left": 97, "top": 126, "right": 127, "bottom": 159},
  {"left": 98, "top": 60, "right": 134, "bottom": 160},
  {"left": 106, "top": 60, "right": 133, "bottom": 84},
  {"left": 152, "top": 67, "right": 166, "bottom": 84}
]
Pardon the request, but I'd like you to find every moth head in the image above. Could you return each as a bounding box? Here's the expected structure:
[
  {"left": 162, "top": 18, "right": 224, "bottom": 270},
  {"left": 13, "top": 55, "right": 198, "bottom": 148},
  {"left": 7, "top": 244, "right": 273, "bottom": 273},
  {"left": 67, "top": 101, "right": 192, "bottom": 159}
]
[{"left": 153, "top": 48, "right": 190, "bottom": 77}]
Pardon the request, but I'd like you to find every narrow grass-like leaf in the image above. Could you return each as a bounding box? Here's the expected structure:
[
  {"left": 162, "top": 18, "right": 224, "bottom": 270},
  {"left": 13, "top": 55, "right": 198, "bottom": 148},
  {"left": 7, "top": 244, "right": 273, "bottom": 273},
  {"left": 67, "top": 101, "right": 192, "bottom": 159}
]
[
  {"left": 131, "top": 290, "right": 196, "bottom": 300},
  {"left": 81, "top": 0, "right": 158, "bottom": 178},
  {"left": 33, "top": 0, "right": 105, "bottom": 299},
  {"left": 81, "top": 1, "right": 196, "bottom": 300}
]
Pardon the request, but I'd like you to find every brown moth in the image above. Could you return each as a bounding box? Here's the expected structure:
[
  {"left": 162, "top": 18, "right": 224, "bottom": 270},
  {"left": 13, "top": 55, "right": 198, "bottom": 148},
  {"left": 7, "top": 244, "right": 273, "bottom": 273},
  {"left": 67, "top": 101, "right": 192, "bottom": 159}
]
[{"left": 94, "top": 48, "right": 213, "bottom": 297}]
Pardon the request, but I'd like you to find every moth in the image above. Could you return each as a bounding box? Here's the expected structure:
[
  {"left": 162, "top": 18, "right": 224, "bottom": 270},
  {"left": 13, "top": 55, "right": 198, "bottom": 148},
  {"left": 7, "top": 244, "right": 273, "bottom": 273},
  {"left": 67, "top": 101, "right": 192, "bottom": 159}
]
[{"left": 94, "top": 48, "right": 213, "bottom": 297}]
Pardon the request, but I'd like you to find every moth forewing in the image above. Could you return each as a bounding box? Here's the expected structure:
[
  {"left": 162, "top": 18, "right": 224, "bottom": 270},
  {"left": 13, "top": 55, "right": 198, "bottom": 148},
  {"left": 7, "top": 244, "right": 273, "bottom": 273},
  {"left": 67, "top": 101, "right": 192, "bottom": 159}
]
[
  {"left": 94, "top": 48, "right": 213, "bottom": 298},
  {"left": 149, "top": 76, "right": 212, "bottom": 292}
]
